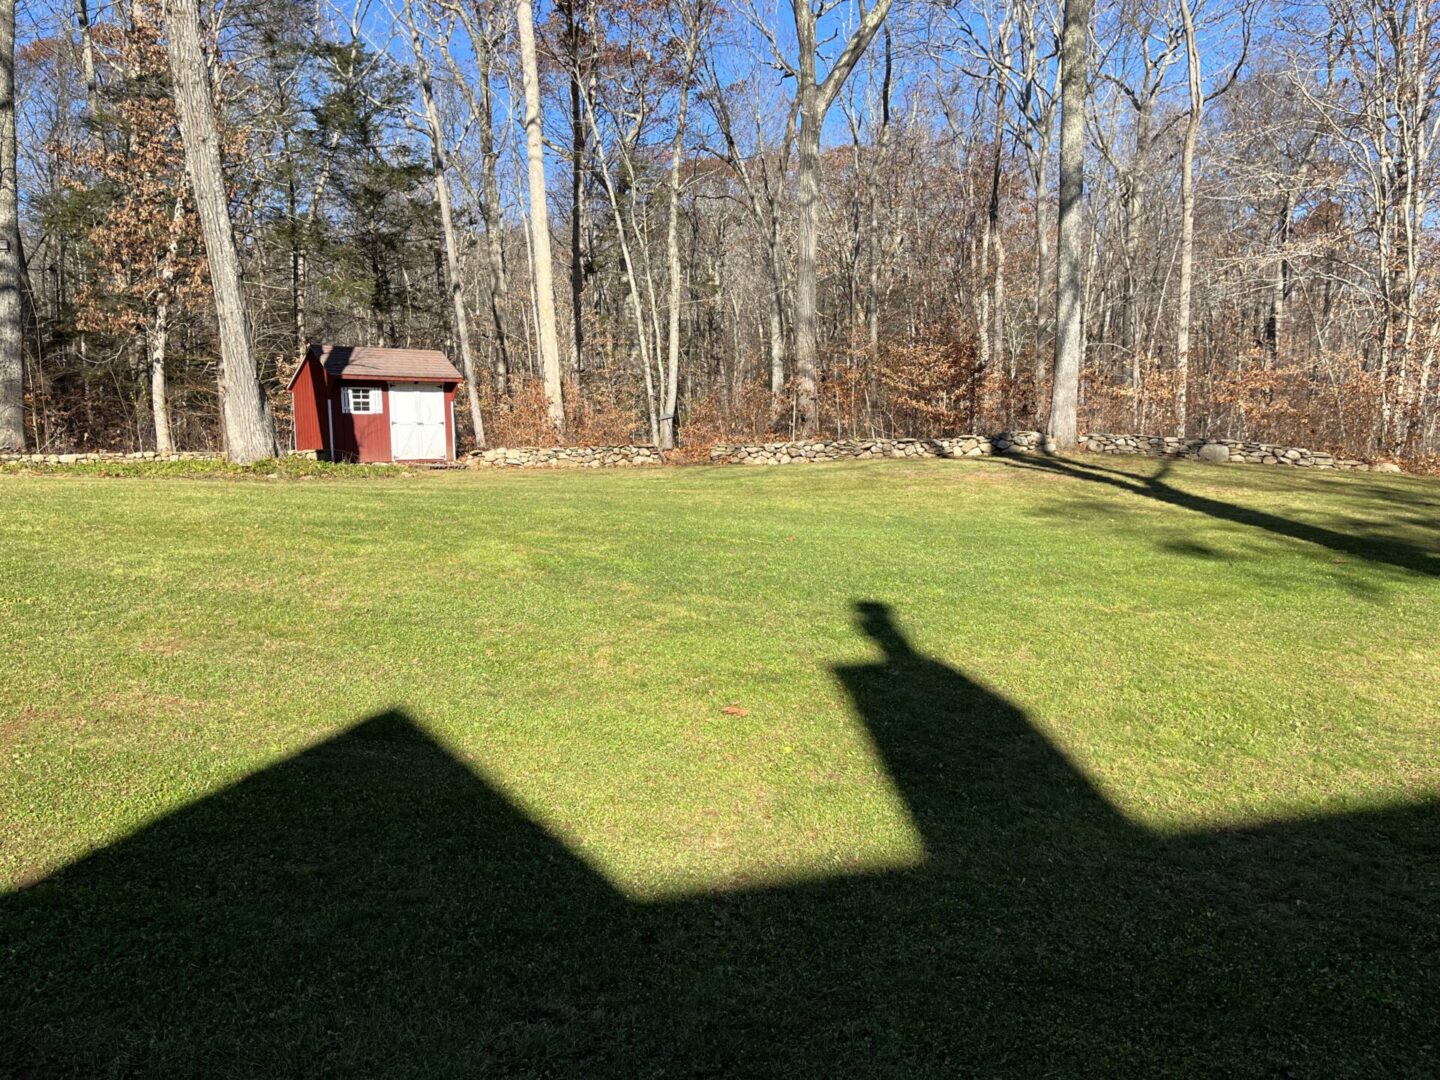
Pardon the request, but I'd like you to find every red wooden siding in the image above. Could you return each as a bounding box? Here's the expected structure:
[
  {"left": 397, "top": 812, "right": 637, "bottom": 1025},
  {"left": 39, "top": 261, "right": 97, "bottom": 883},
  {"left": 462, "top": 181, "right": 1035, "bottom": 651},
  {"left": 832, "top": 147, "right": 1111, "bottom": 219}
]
[
  {"left": 291, "top": 355, "right": 329, "bottom": 453},
  {"left": 330, "top": 380, "right": 392, "bottom": 463}
]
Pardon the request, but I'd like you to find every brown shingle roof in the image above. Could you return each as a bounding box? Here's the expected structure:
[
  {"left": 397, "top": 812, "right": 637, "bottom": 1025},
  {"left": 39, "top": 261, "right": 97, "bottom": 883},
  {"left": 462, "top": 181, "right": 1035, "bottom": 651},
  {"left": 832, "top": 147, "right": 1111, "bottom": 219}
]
[{"left": 308, "top": 344, "right": 462, "bottom": 383}]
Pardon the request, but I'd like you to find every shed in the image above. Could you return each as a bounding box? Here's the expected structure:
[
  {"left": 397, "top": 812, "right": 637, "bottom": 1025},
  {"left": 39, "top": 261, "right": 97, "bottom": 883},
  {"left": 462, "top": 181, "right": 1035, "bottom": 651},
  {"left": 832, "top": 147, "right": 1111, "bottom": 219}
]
[{"left": 288, "top": 345, "right": 462, "bottom": 463}]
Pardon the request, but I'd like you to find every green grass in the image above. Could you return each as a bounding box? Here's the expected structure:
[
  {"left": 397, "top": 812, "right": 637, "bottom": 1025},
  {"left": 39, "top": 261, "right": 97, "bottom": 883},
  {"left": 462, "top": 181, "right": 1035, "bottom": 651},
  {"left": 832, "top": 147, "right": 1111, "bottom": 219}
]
[{"left": 2, "top": 455, "right": 1437, "bottom": 1076}]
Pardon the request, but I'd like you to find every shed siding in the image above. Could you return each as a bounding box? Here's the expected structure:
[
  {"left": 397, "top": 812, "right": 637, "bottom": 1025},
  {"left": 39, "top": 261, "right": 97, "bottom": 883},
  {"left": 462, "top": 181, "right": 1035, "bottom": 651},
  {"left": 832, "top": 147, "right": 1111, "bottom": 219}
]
[
  {"left": 444, "top": 385, "right": 456, "bottom": 460},
  {"left": 291, "top": 356, "right": 328, "bottom": 453},
  {"left": 330, "top": 380, "right": 392, "bottom": 462}
]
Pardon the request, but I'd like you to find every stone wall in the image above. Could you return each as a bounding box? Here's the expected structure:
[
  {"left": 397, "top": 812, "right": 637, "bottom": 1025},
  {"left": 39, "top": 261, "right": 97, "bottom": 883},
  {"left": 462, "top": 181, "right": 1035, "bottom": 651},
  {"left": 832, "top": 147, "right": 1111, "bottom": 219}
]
[
  {"left": 705, "top": 430, "right": 1399, "bottom": 473},
  {"left": 1, "top": 450, "right": 216, "bottom": 465},
  {"left": 5, "top": 433, "right": 1400, "bottom": 475},
  {"left": 1079, "top": 433, "right": 1391, "bottom": 472},
  {"left": 708, "top": 435, "right": 993, "bottom": 465},
  {"left": 468, "top": 444, "right": 662, "bottom": 469}
]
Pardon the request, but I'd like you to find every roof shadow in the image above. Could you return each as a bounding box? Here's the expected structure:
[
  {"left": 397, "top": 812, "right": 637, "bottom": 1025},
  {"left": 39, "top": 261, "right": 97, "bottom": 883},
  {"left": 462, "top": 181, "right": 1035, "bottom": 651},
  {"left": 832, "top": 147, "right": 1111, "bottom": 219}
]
[{"left": 4, "top": 606, "right": 1436, "bottom": 1074}]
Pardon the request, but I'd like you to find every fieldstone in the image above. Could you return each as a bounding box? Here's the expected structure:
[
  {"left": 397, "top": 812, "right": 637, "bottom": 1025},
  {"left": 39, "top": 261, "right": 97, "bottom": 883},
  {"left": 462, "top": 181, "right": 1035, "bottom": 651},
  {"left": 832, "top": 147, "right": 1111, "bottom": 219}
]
[
  {"left": 1197, "top": 443, "right": 1230, "bottom": 464},
  {"left": 1374, "top": 462, "right": 1402, "bottom": 474}
]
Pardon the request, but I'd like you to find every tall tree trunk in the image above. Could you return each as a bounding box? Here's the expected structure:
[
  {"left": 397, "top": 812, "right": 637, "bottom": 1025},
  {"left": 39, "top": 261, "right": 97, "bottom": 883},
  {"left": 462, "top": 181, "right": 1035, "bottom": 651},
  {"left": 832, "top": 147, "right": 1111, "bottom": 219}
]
[
  {"left": 1265, "top": 192, "right": 1293, "bottom": 363},
  {"left": 659, "top": 13, "right": 701, "bottom": 450},
  {"left": 789, "top": 0, "right": 894, "bottom": 436},
  {"left": 75, "top": 0, "right": 101, "bottom": 115},
  {"left": 453, "top": 18, "right": 512, "bottom": 394},
  {"left": 164, "top": 0, "right": 274, "bottom": 462},
  {"left": 149, "top": 194, "right": 187, "bottom": 454},
  {"left": 479, "top": 95, "right": 511, "bottom": 395},
  {"left": 1049, "top": 0, "right": 1092, "bottom": 451},
  {"left": 1121, "top": 94, "right": 1152, "bottom": 385},
  {"left": 581, "top": 91, "right": 659, "bottom": 444},
  {"left": 768, "top": 230, "right": 786, "bottom": 396},
  {"left": 407, "top": 6, "right": 485, "bottom": 448},
  {"left": 991, "top": 121, "right": 1007, "bottom": 383},
  {"left": 516, "top": 0, "right": 565, "bottom": 433},
  {"left": 567, "top": 2, "right": 586, "bottom": 376},
  {"left": 1175, "top": 0, "right": 1202, "bottom": 437},
  {"left": 793, "top": 16, "right": 821, "bottom": 436},
  {"left": 0, "top": 0, "right": 22, "bottom": 450},
  {"left": 868, "top": 27, "right": 893, "bottom": 363},
  {"left": 1032, "top": 140, "right": 1051, "bottom": 421}
]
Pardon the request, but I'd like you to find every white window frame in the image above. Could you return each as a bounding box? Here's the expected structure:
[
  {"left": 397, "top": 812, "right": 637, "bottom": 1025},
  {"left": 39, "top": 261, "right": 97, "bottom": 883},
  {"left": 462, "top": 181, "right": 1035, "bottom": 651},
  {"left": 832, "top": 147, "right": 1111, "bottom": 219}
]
[{"left": 342, "top": 386, "right": 382, "bottom": 415}]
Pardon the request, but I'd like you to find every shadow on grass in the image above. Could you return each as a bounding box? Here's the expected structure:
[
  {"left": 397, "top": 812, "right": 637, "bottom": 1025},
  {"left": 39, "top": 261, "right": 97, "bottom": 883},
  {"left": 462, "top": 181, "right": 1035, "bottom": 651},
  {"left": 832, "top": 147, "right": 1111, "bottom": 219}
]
[
  {"left": 4, "top": 603, "right": 1436, "bottom": 1075},
  {"left": 999, "top": 454, "right": 1440, "bottom": 577}
]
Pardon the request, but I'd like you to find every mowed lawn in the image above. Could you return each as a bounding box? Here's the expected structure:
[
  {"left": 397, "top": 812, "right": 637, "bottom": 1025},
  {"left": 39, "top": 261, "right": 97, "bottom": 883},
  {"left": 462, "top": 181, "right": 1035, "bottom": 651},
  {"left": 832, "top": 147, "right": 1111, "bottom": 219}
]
[{"left": 1, "top": 455, "right": 1437, "bottom": 1076}]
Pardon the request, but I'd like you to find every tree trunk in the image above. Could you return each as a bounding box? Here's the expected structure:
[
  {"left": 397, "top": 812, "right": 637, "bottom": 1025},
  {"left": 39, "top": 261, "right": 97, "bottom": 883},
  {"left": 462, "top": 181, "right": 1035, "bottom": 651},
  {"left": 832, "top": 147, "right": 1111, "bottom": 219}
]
[
  {"left": 463, "top": 19, "right": 512, "bottom": 394},
  {"left": 516, "top": 0, "right": 565, "bottom": 433},
  {"left": 581, "top": 89, "right": 659, "bottom": 444},
  {"left": 868, "top": 28, "right": 892, "bottom": 363},
  {"left": 567, "top": 3, "right": 586, "bottom": 376},
  {"left": 1049, "top": 0, "right": 1092, "bottom": 451},
  {"left": 789, "top": 0, "right": 893, "bottom": 436},
  {"left": 75, "top": 0, "right": 101, "bottom": 116},
  {"left": 659, "top": 15, "right": 700, "bottom": 450},
  {"left": 793, "top": 17, "right": 821, "bottom": 435},
  {"left": 0, "top": 0, "right": 21, "bottom": 450},
  {"left": 407, "top": 6, "right": 485, "bottom": 448},
  {"left": 1121, "top": 94, "right": 1152, "bottom": 384},
  {"left": 1175, "top": 0, "right": 1201, "bottom": 437},
  {"left": 768, "top": 230, "right": 786, "bottom": 396},
  {"left": 164, "top": 0, "right": 274, "bottom": 462},
  {"left": 1265, "top": 193, "right": 1293, "bottom": 363},
  {"left": 1031, "top": 139, "right": 1051, "bottom": 421},
  {"left": 149, "top": 194, "right": 187, "bottom": 454},
  {"left": 480, "top": 131, "right": 511, "bottom": 395}
]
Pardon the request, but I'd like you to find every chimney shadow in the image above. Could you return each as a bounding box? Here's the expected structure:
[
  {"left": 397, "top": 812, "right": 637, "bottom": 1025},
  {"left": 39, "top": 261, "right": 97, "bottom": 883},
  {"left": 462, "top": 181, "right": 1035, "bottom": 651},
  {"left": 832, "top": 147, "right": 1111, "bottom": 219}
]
[{"left": 4, "top": 607, "right": 1436, "bottom": 1074}]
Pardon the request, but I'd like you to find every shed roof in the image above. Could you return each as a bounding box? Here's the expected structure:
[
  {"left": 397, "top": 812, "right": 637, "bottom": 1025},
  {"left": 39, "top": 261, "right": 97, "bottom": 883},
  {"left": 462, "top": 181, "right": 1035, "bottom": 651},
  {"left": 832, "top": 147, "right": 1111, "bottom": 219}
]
[{"left": 303, "top": 344, "right": 463, "bottom": 384}]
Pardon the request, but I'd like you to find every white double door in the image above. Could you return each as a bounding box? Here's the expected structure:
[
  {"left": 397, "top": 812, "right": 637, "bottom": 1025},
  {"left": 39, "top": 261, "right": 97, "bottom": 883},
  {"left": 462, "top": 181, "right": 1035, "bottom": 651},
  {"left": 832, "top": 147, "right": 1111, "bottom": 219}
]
[{"left": 389, "top": 383, "right": 448, "bottom": 460}]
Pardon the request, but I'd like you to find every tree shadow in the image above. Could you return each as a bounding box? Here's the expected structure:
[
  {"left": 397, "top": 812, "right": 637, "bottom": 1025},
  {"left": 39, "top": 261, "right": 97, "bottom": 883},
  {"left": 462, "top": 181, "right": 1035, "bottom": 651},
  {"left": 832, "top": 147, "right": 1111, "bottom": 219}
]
[
  {"left": 4, "top": 604, "right": 1436, "bottom": 1075},
  {"left": 998, "top": 454, "right": 1440, "bottom": 577}
]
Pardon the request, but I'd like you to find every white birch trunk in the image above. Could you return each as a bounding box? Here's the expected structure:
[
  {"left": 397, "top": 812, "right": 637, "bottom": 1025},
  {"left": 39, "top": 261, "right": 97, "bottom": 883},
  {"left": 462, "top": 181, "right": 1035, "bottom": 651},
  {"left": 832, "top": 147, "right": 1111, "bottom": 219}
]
[{"left": 516, "top": 0, "right": 565, "bottom": 433}]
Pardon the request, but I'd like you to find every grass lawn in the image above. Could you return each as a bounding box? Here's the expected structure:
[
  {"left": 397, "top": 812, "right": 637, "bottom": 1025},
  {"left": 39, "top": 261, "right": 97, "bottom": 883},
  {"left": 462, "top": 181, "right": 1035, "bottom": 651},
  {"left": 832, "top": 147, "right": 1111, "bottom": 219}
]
[{"left": 2, "top": 454, "right": 1437, "bottom": 1076}]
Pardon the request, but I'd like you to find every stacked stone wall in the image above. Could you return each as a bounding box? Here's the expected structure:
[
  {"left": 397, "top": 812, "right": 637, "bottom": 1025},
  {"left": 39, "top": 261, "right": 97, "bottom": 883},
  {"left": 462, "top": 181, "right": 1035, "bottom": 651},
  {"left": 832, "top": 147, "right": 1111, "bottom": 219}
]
[
  {"left": 467, "top": 445, "right": 662, "bottom": 469},
  {"left": 708, "top": 436, "right": 993, "bottom": 465}
]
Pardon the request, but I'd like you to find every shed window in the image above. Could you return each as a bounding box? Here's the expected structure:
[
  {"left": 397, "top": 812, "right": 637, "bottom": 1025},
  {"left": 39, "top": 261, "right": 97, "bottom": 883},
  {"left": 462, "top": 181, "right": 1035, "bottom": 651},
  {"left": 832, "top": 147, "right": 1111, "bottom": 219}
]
[{"left": 342, "top": 387, "right": 381, "bottom": 415}]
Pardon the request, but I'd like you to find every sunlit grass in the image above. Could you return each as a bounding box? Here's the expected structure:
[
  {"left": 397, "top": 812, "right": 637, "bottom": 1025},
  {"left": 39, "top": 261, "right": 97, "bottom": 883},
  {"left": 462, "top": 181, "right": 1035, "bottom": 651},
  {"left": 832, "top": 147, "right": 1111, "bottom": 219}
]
[{"left": 2, "top": 458, "right": 1436, "bottom": 894}]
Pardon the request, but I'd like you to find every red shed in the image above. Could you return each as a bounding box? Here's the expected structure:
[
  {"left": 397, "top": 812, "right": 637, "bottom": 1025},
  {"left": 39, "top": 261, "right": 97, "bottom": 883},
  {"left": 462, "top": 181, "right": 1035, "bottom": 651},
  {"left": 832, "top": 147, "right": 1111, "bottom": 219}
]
[{"left": 288, "top": 345, "right": 462, "bottom": 463}]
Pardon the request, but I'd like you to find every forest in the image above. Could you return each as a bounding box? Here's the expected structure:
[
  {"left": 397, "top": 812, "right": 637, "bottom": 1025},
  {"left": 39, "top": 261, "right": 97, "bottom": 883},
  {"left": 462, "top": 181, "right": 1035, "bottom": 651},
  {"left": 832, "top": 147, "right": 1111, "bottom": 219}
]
[{"left": 0, "top": 0, "right": 1436, "bottom": 464}]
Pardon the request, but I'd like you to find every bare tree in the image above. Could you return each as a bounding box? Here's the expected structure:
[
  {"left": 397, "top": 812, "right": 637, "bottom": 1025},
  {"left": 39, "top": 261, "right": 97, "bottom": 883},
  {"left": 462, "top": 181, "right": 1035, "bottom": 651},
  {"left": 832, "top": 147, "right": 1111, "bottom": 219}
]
[
  {"left": 516, "top": 0, "right": 565, "bottom": 431},
  {"left": 1049, "top": 0, "right": 1091, "bottom": 450},
  {"left": 405, "top": 0, "right": 485, "bottom": 447},
  {"left": 163, "top": 0, "right": 274, "bottom": 461},
  {"left": 703, "top": 55, "right": 797, "bottom": 399},
  {"left": 1174, "top": 0, "right": 1201, "bottom": 436},
  {"left": 148, "top": 194, "right": 188, "bottom": 454},
  {"left": 660, "top": 1, "right": 706, "bottom": 449},
  {"left": 787, "top": 0, "right": 896, "bottom": 435},
  {"left": 438, "top": 2, "right": 512, "bottom": 393},
  {"left": 0, "top": 0, "right": 20, "bottom": 450}
]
